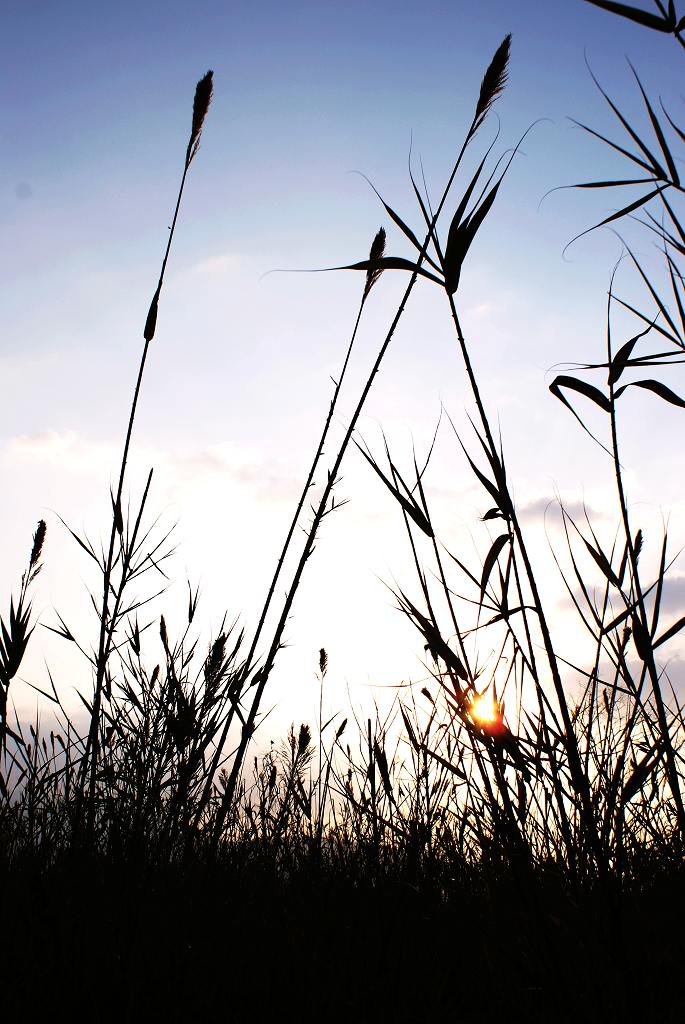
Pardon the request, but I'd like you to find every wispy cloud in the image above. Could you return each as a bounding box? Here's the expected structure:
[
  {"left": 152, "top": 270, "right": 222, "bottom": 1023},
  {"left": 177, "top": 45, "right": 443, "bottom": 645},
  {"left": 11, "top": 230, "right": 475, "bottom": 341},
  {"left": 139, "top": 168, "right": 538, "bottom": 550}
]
[
  {"left": 463, "top": 300, "right": 494, "bottom": 319},
  {"left": 659, "top": 575, "right": 685, "bottom": 616},
  {"left": 184, "top": 252, "right": 242, "bottom": 277},
  {"left": 518, "top": 494, "right": 609, "bottom": 524},
  {"left": 174, "top": 443, "right": 301, "bottom": 501},
  {"left": 5, "top": 431, "right": 300, "bottom": 503},
  {"left": 7, "top": 430, "right": 116, "bottom": 473}
]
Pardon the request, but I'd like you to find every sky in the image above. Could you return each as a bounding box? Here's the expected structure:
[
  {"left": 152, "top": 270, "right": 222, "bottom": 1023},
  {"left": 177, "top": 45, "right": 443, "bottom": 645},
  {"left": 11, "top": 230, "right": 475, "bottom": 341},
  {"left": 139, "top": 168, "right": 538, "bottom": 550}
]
[{"left": 2, "top": 0, "right": 685, "bottom": 740}]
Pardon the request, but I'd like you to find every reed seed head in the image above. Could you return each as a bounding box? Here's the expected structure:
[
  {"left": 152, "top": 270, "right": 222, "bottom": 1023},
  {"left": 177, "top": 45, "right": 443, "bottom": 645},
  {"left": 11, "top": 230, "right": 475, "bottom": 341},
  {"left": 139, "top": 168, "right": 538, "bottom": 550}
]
[
  {"left": 363, "top": 226, "right": 386, "bottom": 300},
  {"left": 474, "top": 34, "right": 511, "bottom": 130},
  {"left": 144, "top": 284, "right": 160, "bottom": 342},
  {"left": 205, "top": 632, "right": 227, "bottom": 688},
  {"left": 268, "top": 764, "right": 277, "bottom": 793},
  {"left": 186, "top": 70, "right": 214, "bottom": 167},
  {"left": 297, "top": 723, "right": 312, "bottom": 758},
  {"left": 29, "top": 520, "right": 46, "bottom": 571}
]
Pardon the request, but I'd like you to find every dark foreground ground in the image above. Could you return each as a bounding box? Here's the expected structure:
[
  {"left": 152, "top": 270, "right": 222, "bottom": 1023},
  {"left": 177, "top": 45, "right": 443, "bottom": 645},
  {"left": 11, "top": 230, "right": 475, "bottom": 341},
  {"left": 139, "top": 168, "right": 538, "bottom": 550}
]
[{"left": 1, "top": 856, "right": 682, "bottom": 1024}]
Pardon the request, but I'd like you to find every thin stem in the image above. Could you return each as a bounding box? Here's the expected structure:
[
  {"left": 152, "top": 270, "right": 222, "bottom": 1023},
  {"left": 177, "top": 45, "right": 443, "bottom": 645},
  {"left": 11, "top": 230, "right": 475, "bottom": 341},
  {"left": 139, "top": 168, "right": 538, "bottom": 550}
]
[
  {"left": 79, "top": 157, "right": 194, "bottom": 833},
  {"left": 605, "top": 291, "right": 685, "bottom": 838}
]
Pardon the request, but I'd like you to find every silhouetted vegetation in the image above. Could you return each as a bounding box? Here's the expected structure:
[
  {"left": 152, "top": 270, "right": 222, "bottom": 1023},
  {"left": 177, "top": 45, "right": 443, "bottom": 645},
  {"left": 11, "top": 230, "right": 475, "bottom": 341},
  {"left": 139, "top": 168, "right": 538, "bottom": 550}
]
[{"left": 2, "top": 3, "right": 685, "bottom": 1021}]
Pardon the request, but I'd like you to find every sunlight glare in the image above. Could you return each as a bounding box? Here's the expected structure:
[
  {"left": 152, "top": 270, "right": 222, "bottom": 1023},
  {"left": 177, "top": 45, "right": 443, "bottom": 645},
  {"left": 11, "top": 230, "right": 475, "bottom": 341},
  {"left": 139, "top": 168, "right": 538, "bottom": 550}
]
[{"left": 470, "top": 694, "right": 501, "bottom": 728}]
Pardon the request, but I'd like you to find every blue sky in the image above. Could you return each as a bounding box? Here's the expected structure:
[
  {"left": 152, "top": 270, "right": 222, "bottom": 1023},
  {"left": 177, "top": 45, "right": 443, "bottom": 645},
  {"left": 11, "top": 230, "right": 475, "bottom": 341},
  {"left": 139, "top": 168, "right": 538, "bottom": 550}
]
[{"left": 2, "top": 0, "right": 685, "bottom": 732}]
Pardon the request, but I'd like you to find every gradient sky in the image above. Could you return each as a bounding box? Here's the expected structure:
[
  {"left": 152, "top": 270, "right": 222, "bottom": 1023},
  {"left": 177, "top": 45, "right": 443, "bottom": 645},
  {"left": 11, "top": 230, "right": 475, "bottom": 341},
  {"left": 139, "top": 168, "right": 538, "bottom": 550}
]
[{"left": 3, "top": 0, "right": 684, "bottom": 736}]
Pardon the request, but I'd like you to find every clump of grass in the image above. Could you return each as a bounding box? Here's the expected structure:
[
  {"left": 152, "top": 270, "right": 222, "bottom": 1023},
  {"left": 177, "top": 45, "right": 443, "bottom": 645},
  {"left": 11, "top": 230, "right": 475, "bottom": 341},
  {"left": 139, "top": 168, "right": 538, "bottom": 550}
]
[
  {"left": 343, "top": 4, "right": 685, "bottom": 885},
  {"left": 0, "top": 521, "right": 46, "bottom": 759}
]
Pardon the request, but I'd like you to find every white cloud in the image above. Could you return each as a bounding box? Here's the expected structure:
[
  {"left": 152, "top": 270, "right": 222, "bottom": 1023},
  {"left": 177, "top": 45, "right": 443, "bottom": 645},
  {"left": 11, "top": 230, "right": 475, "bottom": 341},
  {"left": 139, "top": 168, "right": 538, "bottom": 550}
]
[
  {"left": 518, "top": 494, "right": 609, "bottom": 524},
  {"left": 658, "top": 575, "right": 685, "bottom": 616},
  {"left": 7, "top": 430, "right": 116, "bottom": 473},
  {"left": 184, "top": 252, "right": 242, "bottom": 277},
  {"left": 5, "top": 430, "right": 301, "bottom": 502},
  {"left": 463, "top": 301, "right": 494, "bottom": 318}
]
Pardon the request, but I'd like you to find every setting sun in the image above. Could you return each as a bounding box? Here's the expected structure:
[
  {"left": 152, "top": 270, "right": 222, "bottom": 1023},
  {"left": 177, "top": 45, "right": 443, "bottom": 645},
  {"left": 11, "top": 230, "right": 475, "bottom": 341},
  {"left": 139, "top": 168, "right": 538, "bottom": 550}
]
[{"left": 470, "top": 694, "right": 503, "bottom": 729}]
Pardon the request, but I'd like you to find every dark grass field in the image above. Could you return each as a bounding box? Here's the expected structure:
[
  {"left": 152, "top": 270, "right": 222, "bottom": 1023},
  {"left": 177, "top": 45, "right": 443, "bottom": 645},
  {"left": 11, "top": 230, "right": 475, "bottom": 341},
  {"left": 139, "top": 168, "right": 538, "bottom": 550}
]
[{"left": 3, "top": 854, "right": 684, "bottom": 1023}]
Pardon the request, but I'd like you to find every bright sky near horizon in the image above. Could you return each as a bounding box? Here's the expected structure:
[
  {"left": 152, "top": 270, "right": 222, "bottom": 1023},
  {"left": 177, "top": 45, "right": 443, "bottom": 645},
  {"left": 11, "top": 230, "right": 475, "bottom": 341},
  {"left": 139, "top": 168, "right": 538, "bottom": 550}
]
[{"left": 2, "top": 1, "right": 685, "bottom": 739}]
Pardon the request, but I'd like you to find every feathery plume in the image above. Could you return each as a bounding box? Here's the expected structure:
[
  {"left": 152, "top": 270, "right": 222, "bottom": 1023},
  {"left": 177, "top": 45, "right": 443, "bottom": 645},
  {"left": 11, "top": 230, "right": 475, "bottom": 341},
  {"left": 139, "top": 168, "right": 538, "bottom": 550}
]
[
  {"left": 205, "top": 632, "right": 227, "bottom": 689},
  {"left": 186, "top": 70, "right": 214, "bottom": 167},
  {"left": 363, "top": 226, "right": 387, "bottom": 300},
  {"left": 143, "top": 284, "right": 161, "bottom": 342},
  {"left": 473, "top": 34, "right": 511, "bottom": 131},
  {"left": 160, "top": 614, "right": 169, "bottom": 652},
  {"left": 297, "top": 723, "right": 312, "bottom": 758},
  {"left": 29, "top": 520, "right": 46, "bottom": 571}
]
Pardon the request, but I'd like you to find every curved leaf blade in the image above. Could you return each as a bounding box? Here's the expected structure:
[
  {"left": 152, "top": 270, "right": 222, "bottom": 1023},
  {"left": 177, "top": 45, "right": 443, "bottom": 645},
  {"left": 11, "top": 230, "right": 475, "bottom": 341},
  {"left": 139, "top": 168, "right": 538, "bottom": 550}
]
[
  {"left": 326, "top": 256, "right": 444, "bottom": 287},
  {"left": 480, "top": 533, "right": 510, "bottom": 606},
  {"left": 550, "top": 375, "right": 612, "bottom": 412},
  {"left": 584, "top": 0, "right": 672, "bottom": 31},
  {"left": 614, "top": 378, "right": 685, "bottom": 408}
]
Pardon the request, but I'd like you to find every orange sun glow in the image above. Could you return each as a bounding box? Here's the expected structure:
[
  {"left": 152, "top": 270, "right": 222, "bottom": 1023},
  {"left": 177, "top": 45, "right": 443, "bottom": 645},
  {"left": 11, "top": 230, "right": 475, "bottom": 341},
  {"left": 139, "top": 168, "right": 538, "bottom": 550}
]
[{"left": 470, "top": 695, "right": 501, "bottom": 728}]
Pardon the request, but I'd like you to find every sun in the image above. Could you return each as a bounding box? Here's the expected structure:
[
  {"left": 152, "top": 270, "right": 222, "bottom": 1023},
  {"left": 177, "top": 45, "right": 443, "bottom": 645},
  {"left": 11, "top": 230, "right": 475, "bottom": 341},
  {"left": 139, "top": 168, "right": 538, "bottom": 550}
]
[{"left": 470, "top": 694, "right": 502, "bottom": 729}]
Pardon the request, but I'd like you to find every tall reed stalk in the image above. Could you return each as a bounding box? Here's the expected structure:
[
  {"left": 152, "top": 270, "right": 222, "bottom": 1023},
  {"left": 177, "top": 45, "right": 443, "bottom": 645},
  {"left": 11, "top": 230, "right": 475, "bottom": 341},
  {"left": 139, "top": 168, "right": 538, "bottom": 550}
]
[{"left": 78, "top": 71, "right": 214, "bottom": 832}]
